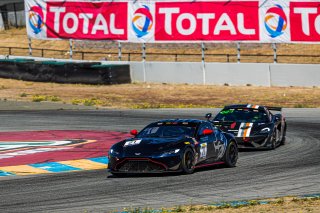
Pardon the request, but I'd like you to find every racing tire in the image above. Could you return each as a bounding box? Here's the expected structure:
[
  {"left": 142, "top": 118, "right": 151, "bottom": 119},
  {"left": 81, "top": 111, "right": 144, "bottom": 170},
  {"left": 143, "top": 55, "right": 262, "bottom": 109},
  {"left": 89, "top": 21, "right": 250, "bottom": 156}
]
[
  {"left": 280, "top": 125, "right": 287, "bottom": 145},
  {"left": 270, "top": 130, "right": 277, "bottom": 150},
  {"left": 223, "top": 141, "right": 238, "bottom": 168},
  {"left": 181, "top": 147, "right": 195, "bottom": 174},
  {"left": 280, "top": 135, "right": 286, "bottom": 146}
]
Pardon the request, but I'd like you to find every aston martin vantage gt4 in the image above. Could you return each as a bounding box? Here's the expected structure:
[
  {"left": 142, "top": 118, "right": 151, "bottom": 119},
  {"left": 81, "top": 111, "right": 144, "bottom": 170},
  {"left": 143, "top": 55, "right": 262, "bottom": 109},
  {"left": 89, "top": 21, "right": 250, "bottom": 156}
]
[
  {"left": 206, "top": 104, "right": 287, "bottom": 149},
  {"left": 108, "top": 119, "right": 238, "bottom": 175}
]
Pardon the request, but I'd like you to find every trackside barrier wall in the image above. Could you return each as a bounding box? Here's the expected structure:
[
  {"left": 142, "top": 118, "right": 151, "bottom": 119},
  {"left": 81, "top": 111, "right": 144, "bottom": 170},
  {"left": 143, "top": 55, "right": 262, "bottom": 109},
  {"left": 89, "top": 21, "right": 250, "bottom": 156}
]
[
  {"left": 269, "top": 64, "right": 320, "bottom": 87},
  {"left": 205, "top": 63, "right": 271, "bottom": 86},
  {"left": 130, "top": 62, "right": 320, "bottom": 87},
  {"left": 0, "top": 56, "right": 319, "bottom": 87}
]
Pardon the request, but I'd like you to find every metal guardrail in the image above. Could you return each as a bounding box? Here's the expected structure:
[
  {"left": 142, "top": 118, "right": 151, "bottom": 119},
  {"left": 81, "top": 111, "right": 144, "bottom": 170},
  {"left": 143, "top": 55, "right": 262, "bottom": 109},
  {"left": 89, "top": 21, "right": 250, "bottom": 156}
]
[{"left": 0, "top": 46, "right": 320, "bottom": 63}]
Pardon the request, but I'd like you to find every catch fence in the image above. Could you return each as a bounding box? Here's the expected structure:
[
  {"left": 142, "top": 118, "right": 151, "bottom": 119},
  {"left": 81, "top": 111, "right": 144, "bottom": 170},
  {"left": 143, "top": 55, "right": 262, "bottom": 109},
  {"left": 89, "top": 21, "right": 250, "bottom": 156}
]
[{"left": 1, "top": 42, "right": 320, "bottom": 64}]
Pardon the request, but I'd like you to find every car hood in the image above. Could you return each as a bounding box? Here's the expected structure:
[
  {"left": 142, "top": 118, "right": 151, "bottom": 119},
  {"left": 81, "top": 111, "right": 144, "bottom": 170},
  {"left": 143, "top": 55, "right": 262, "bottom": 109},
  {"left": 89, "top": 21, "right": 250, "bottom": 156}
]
[
  {"left": 121, "top": 137, "right": 185, "bottom": 156},
  {"left": 213, "top": 121, "right": 271, "bottom": 137}
]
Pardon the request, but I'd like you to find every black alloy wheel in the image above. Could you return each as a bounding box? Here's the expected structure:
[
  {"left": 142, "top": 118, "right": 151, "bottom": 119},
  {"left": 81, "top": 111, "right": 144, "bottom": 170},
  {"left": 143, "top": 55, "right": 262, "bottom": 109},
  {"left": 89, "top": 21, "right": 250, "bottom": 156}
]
[
  {"left": 271, "top": 130, "right": 277, "bottom": 150},
  {"left": 224, "top": 141, "right": 238, "bottom": 167},
  {"left": 280, "top": 125, "right": 287, "bottom": 145},
  {"left": 181, "top": 147, "right": 195, "bottom": 174}
]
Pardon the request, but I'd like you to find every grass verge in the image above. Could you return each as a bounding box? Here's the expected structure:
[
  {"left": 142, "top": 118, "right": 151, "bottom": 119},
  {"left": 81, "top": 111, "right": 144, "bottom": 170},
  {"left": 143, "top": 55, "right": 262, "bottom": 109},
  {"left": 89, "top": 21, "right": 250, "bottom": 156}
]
[{"left": 117, "top": 196, "right": 320, "bottom": 213}]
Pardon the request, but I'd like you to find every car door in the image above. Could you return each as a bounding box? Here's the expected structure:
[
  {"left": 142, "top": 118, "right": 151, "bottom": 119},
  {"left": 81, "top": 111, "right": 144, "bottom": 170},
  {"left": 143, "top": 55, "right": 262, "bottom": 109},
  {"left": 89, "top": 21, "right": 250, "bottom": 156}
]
[
  {"left": 197, "top": 122, "right": 217, "bottom": 160},
  {"left": 212, "top": 127, "right": 229, "bottom": 161}
]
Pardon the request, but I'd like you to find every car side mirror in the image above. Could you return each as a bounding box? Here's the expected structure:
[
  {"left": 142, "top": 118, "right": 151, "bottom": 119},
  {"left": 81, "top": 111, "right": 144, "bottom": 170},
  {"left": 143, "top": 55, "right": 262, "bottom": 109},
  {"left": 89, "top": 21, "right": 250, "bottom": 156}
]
[
  {"left": 130, "top": 129, "right": 138, "bottom": 136},
  {"left": 205, "top": 113, "right": 212, "bottom": 120},
  {"left": 202, "top": 129, "right": 214, "bottom": 136},
  {"left": 274, "top": 115, "right": 281, "bottom": 122}
]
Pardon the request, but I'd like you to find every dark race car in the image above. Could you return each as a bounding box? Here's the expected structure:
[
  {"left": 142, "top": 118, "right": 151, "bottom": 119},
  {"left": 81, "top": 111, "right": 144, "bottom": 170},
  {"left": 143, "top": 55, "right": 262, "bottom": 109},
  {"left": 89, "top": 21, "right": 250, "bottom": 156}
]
[
  {"left": 108, "top": 119, "right": 238, "bottom": 175},
  {"left": 206, "top": 104, "right": 287, "bottom": 150}
]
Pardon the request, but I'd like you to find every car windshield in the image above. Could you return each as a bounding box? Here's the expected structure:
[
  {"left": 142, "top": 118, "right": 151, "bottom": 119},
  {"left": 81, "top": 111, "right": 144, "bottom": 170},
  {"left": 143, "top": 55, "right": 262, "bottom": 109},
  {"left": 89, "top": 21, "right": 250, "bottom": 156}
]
[
  {"left": 214, "top": 108, "right": 269, "bottom": 123},
  {"left": 137, "top": 123, "right": 197, "bottom": 138}
]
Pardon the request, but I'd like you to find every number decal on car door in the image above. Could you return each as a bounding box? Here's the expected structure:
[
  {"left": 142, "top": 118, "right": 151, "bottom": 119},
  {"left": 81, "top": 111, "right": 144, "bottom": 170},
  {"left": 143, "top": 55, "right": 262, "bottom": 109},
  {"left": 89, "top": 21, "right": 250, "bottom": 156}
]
[{"left": 200, "top": 143, "right": 207, "bottom": 158}]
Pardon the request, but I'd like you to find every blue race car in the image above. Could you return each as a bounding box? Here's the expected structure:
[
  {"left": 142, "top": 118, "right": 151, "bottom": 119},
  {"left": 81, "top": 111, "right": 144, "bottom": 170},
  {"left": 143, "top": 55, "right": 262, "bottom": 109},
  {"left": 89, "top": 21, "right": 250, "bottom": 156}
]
[{"left": 108, "top": 119, "right": 238, "bottom": 175}]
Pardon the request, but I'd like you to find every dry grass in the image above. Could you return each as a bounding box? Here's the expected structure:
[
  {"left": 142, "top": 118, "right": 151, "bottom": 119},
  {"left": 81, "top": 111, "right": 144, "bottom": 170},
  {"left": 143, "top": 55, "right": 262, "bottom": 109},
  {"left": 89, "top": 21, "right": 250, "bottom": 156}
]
[
  {"left": 0, "top": 78, "right": 319, "bottom": 108},
  {"left": 121, "top": 197, "right": 320, "bottom": 213},
  {"left": 1, "top": 28, "right": 320, "bottom": 63},
  {"left": 185, "top": 198, "right": 320, "bottom": 213}
]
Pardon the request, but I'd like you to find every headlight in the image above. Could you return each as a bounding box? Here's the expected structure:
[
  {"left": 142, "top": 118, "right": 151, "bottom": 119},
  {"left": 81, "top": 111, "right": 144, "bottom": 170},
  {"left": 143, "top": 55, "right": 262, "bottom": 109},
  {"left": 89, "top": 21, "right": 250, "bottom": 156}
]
[
  {"left": 161, "top": 149, "right": 180, "bottom": 156},
  {"left": 109, "top": 149, "right": 120, "bottom": 156},
  {"left": 260, "top": 127, "right": 270, "bottom": 133}
]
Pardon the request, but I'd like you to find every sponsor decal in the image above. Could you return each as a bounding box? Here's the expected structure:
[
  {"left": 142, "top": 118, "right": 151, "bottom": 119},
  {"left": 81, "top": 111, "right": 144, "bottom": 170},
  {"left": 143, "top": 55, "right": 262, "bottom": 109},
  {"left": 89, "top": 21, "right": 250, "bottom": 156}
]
[
  {"left": 237, "top": 123, "right": 253, "bottom": 138},
  {"left": 28, "top": 4, "right": 45, "bottom": 34},
  {"left": 264, "top": 4, "right": 287, "bottom": 38},
  {"left": 214, "top": 140, "right": 226, "bottom": 159},
  {"left": 246, "top": 104, "right": 259, "bottom": 109},
  {"left": 132, "top": 5, "right": 154, "bottom": 38},
  {"left": 220, "top": 109, "right": 234, "bottom": 115},
  {"left": 214, "top": 131, "right": 228, "bottom": 158},
  {"left": 124, "top": 140, "right": 142, "bottom": 146}
]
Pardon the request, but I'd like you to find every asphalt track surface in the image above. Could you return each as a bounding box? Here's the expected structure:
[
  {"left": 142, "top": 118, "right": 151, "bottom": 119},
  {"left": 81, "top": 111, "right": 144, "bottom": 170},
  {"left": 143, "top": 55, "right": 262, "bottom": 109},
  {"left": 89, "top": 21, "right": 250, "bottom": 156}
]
[{"left": 0, "top": 107, "right": 320, "bottom": 213}]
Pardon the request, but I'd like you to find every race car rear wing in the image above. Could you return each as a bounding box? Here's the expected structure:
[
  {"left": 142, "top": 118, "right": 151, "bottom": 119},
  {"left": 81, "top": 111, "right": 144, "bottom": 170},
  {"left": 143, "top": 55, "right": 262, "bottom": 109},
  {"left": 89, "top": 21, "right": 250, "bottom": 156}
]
[{"left": 265, "top": 106, "right": 282, "bottom": 111}]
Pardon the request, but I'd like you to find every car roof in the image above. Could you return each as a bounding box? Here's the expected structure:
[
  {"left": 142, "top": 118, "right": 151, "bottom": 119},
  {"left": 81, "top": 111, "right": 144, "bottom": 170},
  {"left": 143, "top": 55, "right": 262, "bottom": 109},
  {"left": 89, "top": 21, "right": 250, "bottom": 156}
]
[
  {"left": 152, "top": 119, "right": 206, "bottom": 125},
  {"left": 223, "top": 104, "right": 265, "bottom": 110}
]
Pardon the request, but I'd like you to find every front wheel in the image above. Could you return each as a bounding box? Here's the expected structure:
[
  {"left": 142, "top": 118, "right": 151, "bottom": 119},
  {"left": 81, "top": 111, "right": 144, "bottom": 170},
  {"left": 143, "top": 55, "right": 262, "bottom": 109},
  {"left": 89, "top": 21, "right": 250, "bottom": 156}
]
[
  {"left": 181, "top": 147, "right": 195, "bottom": 174},
  {"left": 223, "top": 141, "right": 238, "bottom": 167}
]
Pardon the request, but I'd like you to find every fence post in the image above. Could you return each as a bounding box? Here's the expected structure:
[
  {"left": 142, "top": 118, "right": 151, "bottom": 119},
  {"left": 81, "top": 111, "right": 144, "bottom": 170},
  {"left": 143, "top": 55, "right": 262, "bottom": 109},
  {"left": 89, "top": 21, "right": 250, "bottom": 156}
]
[
  {"left": 201, "top": 42, "right": 206, "bottom": 85},
  {"left": 69, "top": 39, "right": 73, "bottom": 60},
  {"left": 237, "top": 42, "right": 241, "bottom": 63},
  {"left": 13, "top": 3, "right": 18, "bottom": 28},
  {"left": 118, "top": 42, "right": 122, "bottom": 61},
  {"left": 142, "top": 43, "right": 146, "bottom": 82},
  {"left": 28, "top": 37, "right": 32, "bottom": 56},
  {"left": 272, "top": 43, "right": 277, "bottom": 63}
]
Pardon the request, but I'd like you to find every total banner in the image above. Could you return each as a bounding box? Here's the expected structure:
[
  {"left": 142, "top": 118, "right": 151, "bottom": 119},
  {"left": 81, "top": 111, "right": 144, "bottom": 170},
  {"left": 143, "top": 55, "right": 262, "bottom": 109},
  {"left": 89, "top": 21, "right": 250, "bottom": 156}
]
[{"left": 25, "top": 0, "right": 320, "bottom": 43}]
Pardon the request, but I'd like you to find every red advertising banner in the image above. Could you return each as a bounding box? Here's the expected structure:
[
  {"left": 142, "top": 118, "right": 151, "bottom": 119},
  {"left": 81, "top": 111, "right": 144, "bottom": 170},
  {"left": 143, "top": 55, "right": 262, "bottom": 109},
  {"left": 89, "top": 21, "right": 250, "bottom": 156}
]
[
  {"left": 25, "top": 0, "right": 320, "bottom": 43},
  {"left": 290, "top": 1, "right": 320, "bottom": 42},
  {"left": 46, "top": 1, "right": 128, "bottom": 40},
  {"left": 155, "top": 1, "right": 259, "bottom": 41}
]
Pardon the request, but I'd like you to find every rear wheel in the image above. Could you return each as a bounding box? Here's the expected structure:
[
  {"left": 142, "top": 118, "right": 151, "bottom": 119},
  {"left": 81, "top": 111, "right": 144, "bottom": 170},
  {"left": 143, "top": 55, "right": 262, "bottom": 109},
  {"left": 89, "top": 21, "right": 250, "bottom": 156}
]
[
  {"left": 181, "top": 147, "right": 195, "bottom": 174},
  {"left": 280, "top": 136, "right": 286, "bottom": 145},
  {"left": 223, "top": 141, "right": 238, "bottom": 167},
  {"left": 280, "top": 125, "right": 287, "bottom": 145},
  {"left": 270, "top": 130, "right": 277, "bottom": 150}
]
